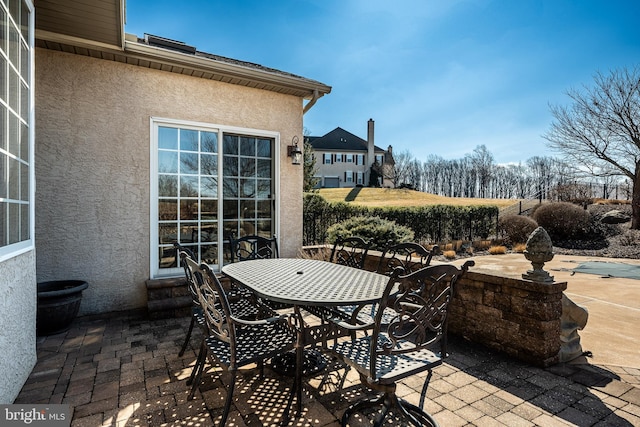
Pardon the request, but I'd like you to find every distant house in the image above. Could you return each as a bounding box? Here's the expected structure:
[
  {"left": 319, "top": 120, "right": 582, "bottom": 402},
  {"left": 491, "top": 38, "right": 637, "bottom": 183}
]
[
  {"left": 308, "top": 119, "right": 394, "bottom": 188},
  {"left": 0, "top": 0, "right": 330, "bottom": 403}
]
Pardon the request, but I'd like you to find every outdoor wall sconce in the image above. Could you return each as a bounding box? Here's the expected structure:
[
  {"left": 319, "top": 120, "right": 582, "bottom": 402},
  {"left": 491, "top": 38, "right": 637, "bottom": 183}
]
[{"left": 287, "top": 136, "right": 303, "bottom": 165}]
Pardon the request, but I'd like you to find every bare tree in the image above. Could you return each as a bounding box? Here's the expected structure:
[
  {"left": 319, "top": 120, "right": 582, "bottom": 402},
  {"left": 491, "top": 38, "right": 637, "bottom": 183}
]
[
  {"left": 405, "top": 159, "right": 422, "bottom": 190},
  {"left": 527, "top": 156, "right": 555, "bottom": 201},
  {"left": 544, "top": 65, "right": 640, "bottom": 228},
  {"left": 468, "top": 145, "right": 494, "bottom": 198},
  {"left": 383, "top": 149, "right": 414, "bottom": 187}
]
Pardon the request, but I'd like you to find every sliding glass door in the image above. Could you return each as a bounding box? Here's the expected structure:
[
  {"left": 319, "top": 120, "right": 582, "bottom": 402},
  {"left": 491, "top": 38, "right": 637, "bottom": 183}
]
[{"left": 152, "top": 119, "right": 277, "bottom": 277}]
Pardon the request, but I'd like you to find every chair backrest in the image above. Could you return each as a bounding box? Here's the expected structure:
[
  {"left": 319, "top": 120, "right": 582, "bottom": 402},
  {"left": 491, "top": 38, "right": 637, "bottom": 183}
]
[
  {"left": 376, "top": 242, "right": 439, "bottom": 276},
  {"left": 175, "top": 243, "right": 199, "bottom": 306},
  {"left": 329, "top": 236, "right": 371, "bottom": 269},
  {"left": 230, "top": 234, "right": 279, "bottom": 263},
  {"left": 184, "top": 257, "right": 237, "bottom": 350},
  {"left": 173, "top": 242, "right": 196, "bottom": 266},
  {"left": 369, "top": 260, "right": 474, "bottom": 379}
]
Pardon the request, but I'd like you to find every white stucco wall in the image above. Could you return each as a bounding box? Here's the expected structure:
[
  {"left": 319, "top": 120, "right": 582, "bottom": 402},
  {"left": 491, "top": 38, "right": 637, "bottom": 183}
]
[
  {"left": 0, "top": 251, "right": 37, "bottom": 403},
  {"left": 35, "top": 48, "right": 304, "bottom": 315}
]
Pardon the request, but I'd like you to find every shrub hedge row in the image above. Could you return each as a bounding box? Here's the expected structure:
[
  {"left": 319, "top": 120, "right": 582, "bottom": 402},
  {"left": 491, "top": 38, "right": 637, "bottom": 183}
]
[
  {"left": 303, "top": 193, "right": 499, "bottom": 245},
  {"left": 326, "top": 216, "right": 415, "bottom": 251}
]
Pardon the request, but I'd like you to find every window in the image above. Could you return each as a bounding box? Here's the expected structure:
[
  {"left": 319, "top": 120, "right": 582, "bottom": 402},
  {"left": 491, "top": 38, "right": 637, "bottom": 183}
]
[
  {"left": 151, "top": 119, "right": 277, "bottom": 277},
  {"left": 375, "top": 154, "right": 384, "bottom": 164},
  {"left": 335, "top": 153, "right": 342, "bottom": 163},
  {"left": 356, "top": 172, "right": 363, "bottom": 185},
  {"left": 346, "top": 154, "right": 353, "bottom": 163},
  {"left": 0, "top": 0, "right": 33, "bottom": 261},
  {"left": 345, "top": 171, "right": 353, "bottom": 183},
  {"left": 356, "top": 154, "right": 364, "bottom": 165},
  {"left": 323, "top": 153, "right": 331, "bottom": 164}
]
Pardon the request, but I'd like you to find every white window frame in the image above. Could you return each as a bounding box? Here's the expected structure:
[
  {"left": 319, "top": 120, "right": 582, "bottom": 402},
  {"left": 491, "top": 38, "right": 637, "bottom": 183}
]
[
  {"left": 150, "top": 117, "right": 280, "bottom": 278},
  {"left": 345, "top": 153, "right": 353, "bottom": 163},
  {"left": 323, "top": 153, "right": 331, "bottom": 164},
  {"left": 335, "top": 152, "right": 342, "bottom": 163},
  {"left": 0, "top": 0, "right": 34, "bottom": 262},
  {"left": 356, "top": 172, "right": 363, "bottom": 185},
  {"left": 345, "top": 170, "right": 353, "bottom": 183}
]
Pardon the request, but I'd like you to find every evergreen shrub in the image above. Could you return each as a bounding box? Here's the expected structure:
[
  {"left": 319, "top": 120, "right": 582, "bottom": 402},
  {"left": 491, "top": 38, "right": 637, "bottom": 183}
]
[{"left": 326, "top": 216, "right": 414, "bottom": 251}]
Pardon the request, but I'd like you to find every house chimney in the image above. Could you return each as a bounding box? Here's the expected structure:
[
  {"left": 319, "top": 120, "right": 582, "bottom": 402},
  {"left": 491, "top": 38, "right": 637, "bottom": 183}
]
[{"left": 367, "top": 119, "right": 375, "bottom": 168}]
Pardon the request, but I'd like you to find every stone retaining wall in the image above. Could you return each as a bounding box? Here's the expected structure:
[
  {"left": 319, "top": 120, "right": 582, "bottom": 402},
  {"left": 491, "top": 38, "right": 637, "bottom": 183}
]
[{"left": 448, "top": 270, "right": 567, "bottom": 367}]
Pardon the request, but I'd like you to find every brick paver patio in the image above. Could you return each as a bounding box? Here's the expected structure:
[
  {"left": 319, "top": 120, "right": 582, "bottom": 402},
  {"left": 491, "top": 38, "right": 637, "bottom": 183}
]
[{"left": 15, "top": 310, "right": 640, "bottom": 426}]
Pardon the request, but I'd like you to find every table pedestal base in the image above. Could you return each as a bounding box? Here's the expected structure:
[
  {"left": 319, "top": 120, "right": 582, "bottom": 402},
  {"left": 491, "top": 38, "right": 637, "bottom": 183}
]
[{"left": 271, "top": 349, "right": 327, "bottom": 377}]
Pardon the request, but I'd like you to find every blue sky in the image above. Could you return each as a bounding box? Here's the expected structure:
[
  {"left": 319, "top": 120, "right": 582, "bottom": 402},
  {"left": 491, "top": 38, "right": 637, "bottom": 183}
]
[{"left": 125, "top": 0, "right": 640, "bottom": 164}]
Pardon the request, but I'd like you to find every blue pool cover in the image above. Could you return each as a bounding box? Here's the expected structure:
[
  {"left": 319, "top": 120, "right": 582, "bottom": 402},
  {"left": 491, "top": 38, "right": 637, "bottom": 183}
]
[{"left": 572, "top": 261, "right": 640, "bottom": 280}]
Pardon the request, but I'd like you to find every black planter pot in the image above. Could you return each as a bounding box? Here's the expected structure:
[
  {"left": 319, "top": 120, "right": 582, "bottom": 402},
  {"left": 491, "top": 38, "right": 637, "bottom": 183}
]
[{"left": 37, "top": 280, "right": 88, "bottom": 336}]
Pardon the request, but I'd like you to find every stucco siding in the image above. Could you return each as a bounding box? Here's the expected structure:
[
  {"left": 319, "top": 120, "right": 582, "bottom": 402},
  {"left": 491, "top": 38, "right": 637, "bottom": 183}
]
[
  {"left": 0, "top": 251, "right": 37, "bottom": 403},
  {"left": 35, "top": 48, "right": 303, "bottom": 315}
]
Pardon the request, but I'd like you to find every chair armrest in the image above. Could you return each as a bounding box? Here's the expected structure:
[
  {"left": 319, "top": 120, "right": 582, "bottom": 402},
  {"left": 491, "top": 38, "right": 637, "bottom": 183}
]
[
  {"left": 231, "top": 314, "right": 290, "bottom": 326},
  {"left": 333, "top": 319, "right": 375, "bottom": 331}
]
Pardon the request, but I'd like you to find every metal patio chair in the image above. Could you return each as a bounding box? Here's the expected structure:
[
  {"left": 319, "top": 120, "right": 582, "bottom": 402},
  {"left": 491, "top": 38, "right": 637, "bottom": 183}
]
[
  {"left": 185, "top": 258, "right": 297, "bottom": 425},
  {"left": 332, "top": 260, "right": 474, "bottom": 427},
  {"left": 229, "top": 234, "right": 292, "bottom": 310},
  {"left": 174, "top": 243, "right": 204, "bottom": 358},
  {"left": 376, "top": 242, "right": 439, "bottom": 276},
  {"left": 329, "top": 235, "right": 371, "bottom": 269},
  {"left": 229, "top": 234, "right": 279, "bottom": 262},
  {"left": 345, "top": 242, "right": 441, "bottom": 325},
  {"left": 175, "top": 245, "right": 273, "bottom": 359}
]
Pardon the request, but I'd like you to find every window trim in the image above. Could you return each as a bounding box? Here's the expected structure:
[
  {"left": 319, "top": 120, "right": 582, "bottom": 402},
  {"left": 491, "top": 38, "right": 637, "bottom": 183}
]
[
  {"left": 0, "top": 0, "right": 34, "bottom": 263},
  {"left": 345, "top": 170, "right": 353, "bottom": 183},
  {"left": 149, "top": 117, "right": 280, "bottom": 278}
]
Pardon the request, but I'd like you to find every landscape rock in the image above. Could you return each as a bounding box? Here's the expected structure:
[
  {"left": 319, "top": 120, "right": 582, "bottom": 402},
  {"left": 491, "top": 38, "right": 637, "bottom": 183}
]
[{"left": 600, "top": 209, "right": 630, "bottom": 224}]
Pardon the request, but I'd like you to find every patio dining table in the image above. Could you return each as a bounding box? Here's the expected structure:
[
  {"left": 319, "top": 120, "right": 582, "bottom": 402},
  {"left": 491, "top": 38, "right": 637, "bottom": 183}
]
[{"left": 221, "top": 257, "right": 390, "bottom": 415}]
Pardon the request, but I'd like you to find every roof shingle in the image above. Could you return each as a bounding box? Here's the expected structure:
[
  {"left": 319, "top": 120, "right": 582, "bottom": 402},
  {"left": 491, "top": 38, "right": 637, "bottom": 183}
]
[{"left": 308, "top": 127, "right": 385, "bottom": 152}]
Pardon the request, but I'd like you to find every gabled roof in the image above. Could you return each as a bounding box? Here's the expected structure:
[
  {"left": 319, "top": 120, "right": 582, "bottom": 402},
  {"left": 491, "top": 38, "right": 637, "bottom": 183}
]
[
  {"left": 34, "top": 1, "right": 331, "bottom": 101},
  {"left": 308, "top": 127, "right": 385, "bottom": 152}
]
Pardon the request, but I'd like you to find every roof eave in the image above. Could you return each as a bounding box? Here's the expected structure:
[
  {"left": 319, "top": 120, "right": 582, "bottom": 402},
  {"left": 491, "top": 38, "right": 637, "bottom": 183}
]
[
  {"left": 35, "top": 32, "right": 331, "bottom": 100},
  {"left": 124, "top": 40, "right": 331, "bottom": 99}
]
